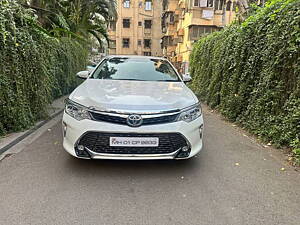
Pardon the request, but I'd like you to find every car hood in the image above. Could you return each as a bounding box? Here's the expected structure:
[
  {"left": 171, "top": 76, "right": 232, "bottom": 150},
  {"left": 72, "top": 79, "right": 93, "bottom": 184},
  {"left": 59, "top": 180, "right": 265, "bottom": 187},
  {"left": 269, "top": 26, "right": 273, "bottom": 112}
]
[{"left": 69, "top": 79, "right": 198, "bottom": 114}]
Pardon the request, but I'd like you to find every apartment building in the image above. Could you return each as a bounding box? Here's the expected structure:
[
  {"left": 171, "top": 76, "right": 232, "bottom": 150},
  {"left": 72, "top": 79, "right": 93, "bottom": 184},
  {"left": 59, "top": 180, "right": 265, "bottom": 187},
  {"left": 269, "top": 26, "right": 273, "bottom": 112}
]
[
  {"left": 108, "top": 0, "right": 163, "bottom": 56},
  {"left": 162, "top": 0, "right": 236, "bottom": 73}
]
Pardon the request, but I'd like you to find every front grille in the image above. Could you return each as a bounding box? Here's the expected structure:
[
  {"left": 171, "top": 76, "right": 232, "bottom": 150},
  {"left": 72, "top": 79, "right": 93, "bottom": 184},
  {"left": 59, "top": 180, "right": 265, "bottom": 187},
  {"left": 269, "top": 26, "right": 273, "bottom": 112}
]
[
  {"left": 90, "top": 112, "right": 178, "bottom": 126},
  {"left": 77, "top": 132, "right": 188, "bottom": 154}
]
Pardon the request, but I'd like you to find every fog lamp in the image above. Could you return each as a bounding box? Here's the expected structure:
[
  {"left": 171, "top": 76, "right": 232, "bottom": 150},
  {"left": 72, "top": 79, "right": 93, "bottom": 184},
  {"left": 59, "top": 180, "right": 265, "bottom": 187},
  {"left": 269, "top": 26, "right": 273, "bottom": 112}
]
[
  {"left": 75, "top": 145, "right": 90, "bottom": 158},
  {"left": 77, "top": 145, "right": 85, "bottom": 151},
  {"left": 182, "top": 146, "right": 189, "bottom": 152},
  {"left": 176, "top": 146, "right": 191, "bottom": 159}
]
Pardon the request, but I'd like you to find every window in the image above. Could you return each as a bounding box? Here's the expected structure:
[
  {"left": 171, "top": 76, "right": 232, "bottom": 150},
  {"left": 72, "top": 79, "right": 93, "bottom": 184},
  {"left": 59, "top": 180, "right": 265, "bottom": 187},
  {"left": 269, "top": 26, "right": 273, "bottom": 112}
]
[
  {"left": 226, "top": 1, "right": 232, "bottom": 11},
  {"left": 144, "top": 39, "right": 151, "bottom": 48},
  {"left": 207, "top": 0, "right": 214, "bottom": 7},
  {"left": 138, "top": 21, "right": 142, "bottom": 26},
  {"left": 168, "top": 37, "right": 174, "bottom": 46},
  {"left": 145, "top": 0, "right": 152, "bottom": 10},
  {"left": 192, "top": 27, "right": 198, "bottom": 39},
  {"left": 109, "top": 21, "right": 116, "bottom": 31},
  {"left": 143, "top": 52, "right": 151, "bottom": 56},
  {"left": 189, "top": 25, "right": 219, "bottom": 40},
  {"left": 163, "top": 0, "right": 168, "bottom": 10},
  {"left": 123, "top": 19, "right": 130, "bottom": 28},
  {"left": 138, "top": 40, "right": 142, "bottom": 46},
  {"left": 232, "top": 2, "right": 237, "bottom": 11},
  {"left": 214, "top": 0, "right": 224, "bottom": 10},
  {"left": 163, "top": 36, "right": 175, "bottom": 47},
  {"left": 194, "top": 0, "right": 214, "bottom": 7},
  {"left": 169, "top": 13, "right": 175, "bottom": 23},
  {"left": 123, "top": 0, "right": 130, "bottom": 8},
  {"left": 122, "top": 38, "right": 130, "bottom": 48},
  {"left": 144, "top": 20, "right": 152, "bottom": 29},
  {"left": 138, "top": 1, "right": 143, "bottom": 8}
]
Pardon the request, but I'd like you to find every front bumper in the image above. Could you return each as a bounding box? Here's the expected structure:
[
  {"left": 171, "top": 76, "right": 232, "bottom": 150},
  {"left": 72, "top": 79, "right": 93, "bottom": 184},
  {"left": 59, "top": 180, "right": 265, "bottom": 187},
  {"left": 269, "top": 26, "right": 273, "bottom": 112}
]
[{"left": 62, "top": 113, "right": 203, "bottom": 160}]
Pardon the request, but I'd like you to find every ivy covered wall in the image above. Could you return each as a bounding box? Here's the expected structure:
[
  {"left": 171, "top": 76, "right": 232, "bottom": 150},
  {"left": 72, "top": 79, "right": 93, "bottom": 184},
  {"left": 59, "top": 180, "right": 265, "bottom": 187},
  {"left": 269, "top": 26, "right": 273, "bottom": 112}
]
[
  {"left": 190, "top": 0, "right": 300, "bottom": 164},
  {"left": 0, "top": 1, "right": 88, "bottom": 135}
]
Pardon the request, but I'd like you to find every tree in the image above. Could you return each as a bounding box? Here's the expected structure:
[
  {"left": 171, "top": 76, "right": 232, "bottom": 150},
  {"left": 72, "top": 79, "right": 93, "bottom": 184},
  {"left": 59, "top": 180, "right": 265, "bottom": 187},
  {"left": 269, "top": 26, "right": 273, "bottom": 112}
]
[{"left": 21, "top": 0, "right": 117, "bottom": 46}]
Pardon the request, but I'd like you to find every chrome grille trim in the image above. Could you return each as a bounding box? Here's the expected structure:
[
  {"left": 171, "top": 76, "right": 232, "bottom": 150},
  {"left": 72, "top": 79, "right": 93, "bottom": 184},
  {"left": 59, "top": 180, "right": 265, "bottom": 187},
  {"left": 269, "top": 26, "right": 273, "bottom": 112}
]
[{"left": 89, "top": 111, "right": 180, "bottom": 126}]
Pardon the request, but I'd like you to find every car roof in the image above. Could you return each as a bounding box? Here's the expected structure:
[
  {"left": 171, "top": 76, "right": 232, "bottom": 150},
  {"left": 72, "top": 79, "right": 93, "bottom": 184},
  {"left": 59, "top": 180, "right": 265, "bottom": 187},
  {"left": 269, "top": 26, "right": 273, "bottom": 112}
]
[{"left": 105, "top": 55, "right": 168, "bottom": 61}]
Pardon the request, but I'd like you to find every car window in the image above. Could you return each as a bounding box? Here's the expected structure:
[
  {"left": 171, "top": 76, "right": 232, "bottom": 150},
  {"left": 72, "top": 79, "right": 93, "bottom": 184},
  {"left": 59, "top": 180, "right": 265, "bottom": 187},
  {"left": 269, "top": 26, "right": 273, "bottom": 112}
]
[{"left": 91, "top": 57, "right": 180, "bottom": 82}]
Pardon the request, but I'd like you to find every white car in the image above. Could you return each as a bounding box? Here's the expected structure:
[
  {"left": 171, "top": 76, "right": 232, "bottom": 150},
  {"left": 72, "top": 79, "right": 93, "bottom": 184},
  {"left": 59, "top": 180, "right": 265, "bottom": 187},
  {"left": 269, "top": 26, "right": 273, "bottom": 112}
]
[{"left": 62, "top": 56, "right": 203, "bottom": 160}]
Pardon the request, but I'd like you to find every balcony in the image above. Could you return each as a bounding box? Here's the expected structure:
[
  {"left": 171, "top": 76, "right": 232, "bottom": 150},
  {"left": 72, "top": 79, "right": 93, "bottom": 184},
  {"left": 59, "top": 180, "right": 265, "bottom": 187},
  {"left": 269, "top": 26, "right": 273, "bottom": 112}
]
[
  {"left": 185, "top": 8, "right": 224, "bottom": 27},
  {"left": 188, "top": 25, "right": 221, "bottom": 41},
  {"left": 174, "top": 36, "right": 183, "bottom": 44},
  {"left": 144, "top": 28, "right": 152, "bottom": 34}
]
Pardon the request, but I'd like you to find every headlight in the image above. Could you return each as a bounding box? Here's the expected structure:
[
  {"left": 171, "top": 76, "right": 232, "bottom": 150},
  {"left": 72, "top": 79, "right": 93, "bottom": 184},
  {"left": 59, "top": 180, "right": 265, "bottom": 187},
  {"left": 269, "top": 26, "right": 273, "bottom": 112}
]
[
  {"left": 178, "top": 103, "right": 202, "bottom": 122},
  {"left": 65, "top": 99, "right": 91, "bottom": 121}
]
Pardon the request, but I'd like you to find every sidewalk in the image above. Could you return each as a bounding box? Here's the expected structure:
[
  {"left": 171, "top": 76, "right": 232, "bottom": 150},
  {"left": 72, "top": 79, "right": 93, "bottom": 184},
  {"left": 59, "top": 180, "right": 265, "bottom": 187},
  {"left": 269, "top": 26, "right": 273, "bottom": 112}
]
[{"left": 0, "top": 95, "right": 67, "bottom": 158}]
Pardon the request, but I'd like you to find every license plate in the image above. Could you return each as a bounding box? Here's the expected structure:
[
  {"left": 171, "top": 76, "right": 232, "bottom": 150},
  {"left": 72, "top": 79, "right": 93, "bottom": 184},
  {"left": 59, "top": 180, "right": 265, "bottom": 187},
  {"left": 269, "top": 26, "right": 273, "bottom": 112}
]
[{"left": 109, "top": 137, "right": 159, "bottom": 147}]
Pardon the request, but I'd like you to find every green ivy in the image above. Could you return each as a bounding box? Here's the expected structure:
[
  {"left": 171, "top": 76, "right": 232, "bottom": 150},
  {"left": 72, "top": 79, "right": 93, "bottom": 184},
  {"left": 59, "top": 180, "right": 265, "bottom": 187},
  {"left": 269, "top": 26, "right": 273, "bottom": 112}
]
[
  {"left": 190, "top": 0, "right": 300, "bottom": 165},
  {"left": 0, "top": 1, "right": 88, "bottom": 135}
]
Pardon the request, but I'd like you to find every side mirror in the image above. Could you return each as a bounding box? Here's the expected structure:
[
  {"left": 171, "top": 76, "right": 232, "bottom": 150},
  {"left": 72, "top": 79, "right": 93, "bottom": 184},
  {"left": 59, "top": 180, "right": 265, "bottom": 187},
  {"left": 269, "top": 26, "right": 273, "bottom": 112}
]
[
  {"left": 86, "top": 66, "right": 95, "bottom": 73},
  {"left": 76, "top": 71, "right": 89, "bottom": 79},
  {"left": 182, "top": 73, "right": 192, "bottom": 83}
]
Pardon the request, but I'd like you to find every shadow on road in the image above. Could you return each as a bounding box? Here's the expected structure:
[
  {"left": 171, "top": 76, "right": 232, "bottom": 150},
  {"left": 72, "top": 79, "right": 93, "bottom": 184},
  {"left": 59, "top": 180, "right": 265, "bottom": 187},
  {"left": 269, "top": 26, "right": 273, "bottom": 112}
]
[{"left": 62, "top": 152, "right": 202, "bottom": 178}]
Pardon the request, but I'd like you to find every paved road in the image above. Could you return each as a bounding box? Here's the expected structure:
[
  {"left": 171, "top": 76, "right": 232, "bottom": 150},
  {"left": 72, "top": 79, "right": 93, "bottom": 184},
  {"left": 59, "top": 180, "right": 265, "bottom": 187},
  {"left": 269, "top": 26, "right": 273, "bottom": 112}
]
[{"left": 1, "top": 107, "right": 299, "bottom": 225}]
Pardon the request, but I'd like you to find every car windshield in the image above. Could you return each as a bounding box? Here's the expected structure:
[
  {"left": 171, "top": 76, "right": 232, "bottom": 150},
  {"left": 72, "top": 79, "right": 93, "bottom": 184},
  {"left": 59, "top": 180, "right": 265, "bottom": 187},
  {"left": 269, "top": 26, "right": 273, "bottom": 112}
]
[{"left": 91, "top": 57, "right": 180, "bottom": 82}]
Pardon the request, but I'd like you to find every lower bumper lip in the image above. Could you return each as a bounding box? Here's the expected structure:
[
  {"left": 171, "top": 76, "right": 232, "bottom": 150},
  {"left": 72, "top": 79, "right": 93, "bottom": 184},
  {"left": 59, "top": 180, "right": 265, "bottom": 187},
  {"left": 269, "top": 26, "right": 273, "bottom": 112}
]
[{"left": 84, "top": 147, "right": 181, "bottom": 160}]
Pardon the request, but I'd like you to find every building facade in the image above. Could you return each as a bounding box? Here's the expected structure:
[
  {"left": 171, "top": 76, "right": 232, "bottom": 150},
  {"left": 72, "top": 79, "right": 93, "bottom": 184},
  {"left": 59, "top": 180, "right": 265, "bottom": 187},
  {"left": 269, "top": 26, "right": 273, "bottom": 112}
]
[
  {"left": 108, "top": 0, "right": 163, "bottom": 56},
  {"left": 162, "top": 0, "right": 236, "bottom": 73}
]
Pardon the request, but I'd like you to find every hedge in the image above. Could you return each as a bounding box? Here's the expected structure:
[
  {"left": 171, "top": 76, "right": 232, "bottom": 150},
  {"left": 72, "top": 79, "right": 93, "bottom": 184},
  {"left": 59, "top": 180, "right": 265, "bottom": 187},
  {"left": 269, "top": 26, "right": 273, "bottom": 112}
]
[
  {"left": 0, "top": 1, "right": 88, "bottom": 136},
  {"left": 190, "top": 0, "right": 300, "bottom": 164}
]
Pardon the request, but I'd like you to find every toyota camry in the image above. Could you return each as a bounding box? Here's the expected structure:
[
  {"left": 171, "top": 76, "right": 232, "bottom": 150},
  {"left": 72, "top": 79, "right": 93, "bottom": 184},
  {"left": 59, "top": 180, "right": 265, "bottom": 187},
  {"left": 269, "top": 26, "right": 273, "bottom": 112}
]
[{"left": 62, "top": 55, "right": 203, "bottom": 160}]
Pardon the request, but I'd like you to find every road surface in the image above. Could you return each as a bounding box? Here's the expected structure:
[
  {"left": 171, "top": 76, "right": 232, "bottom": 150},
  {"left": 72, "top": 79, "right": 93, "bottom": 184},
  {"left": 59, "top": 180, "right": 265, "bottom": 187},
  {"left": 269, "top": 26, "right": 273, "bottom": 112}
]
[{"left": 0, "top": 106, "right": 299, "bottom": 225}]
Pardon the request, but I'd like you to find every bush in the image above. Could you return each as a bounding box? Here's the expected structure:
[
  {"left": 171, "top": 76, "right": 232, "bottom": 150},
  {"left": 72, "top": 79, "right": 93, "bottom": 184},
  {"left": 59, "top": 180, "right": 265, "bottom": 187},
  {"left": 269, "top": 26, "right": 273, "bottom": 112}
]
[
  {"left": 190, "top": 0, "right": 300, "bottom": 164},
  {"left": 0, "top": 0, "right": 88, "bottom": 136}
]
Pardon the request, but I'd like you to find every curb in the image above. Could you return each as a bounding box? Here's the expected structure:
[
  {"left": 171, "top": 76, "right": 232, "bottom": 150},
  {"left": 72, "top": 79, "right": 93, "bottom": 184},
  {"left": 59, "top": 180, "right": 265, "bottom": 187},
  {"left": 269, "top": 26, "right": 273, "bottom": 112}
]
[{"left": 0, "top": 109, "right": 64, "bottom": 156}]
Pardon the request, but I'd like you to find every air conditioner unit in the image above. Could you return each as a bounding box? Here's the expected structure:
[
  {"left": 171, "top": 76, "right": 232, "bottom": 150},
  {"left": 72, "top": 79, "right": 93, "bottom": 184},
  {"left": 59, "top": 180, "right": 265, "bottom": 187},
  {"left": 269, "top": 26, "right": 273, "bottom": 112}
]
[
  {"left": 177, "top": 55, "right": 183, "bottom": 62},
  {"left": 177, "top": 28, "right": 184, "bottom": 36},
  {"left": 175, "top": 9, "right": 180, "bottom": 15}
]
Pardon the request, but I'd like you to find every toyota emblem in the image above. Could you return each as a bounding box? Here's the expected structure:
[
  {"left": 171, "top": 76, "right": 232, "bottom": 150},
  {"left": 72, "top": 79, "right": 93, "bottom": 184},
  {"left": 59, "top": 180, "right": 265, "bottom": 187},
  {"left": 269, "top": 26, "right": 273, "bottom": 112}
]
[{"left": 127, "top": 114, "right": 143, "bottom": 127}]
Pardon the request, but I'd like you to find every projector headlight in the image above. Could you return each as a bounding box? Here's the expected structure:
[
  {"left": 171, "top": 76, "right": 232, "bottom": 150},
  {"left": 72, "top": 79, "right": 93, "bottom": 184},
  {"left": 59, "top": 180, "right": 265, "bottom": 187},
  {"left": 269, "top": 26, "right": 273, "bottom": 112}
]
[
  {"left": 65, "top": 99, "right": 91, "bottom": 121},
  {"left": 178, "top": 103, "right": 202, "bottom": 122}
]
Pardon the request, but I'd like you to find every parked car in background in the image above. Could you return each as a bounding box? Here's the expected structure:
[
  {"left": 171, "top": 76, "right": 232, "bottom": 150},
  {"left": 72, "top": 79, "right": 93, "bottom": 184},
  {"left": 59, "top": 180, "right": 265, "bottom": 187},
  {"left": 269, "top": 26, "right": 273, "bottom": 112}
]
[{"left": 62, "top": 55, "right": 203, "bottom": 160}]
